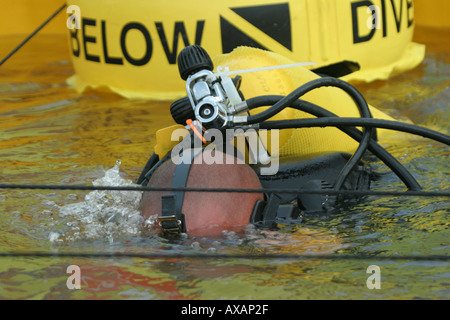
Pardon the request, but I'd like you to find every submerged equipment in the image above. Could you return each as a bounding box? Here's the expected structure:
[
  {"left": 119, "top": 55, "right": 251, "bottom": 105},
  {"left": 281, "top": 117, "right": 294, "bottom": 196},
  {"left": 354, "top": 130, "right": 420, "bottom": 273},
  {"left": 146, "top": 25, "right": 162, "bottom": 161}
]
[{"left": 137, "top": 45, "right": 450, "bottom": 237}]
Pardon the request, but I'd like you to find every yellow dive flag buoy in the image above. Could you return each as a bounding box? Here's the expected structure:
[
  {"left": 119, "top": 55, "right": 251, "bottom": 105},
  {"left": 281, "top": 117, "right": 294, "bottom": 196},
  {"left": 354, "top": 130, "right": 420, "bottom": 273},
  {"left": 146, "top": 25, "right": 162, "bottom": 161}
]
[{"left": 66, "top": 0, "right": 425, "bottom": 100}]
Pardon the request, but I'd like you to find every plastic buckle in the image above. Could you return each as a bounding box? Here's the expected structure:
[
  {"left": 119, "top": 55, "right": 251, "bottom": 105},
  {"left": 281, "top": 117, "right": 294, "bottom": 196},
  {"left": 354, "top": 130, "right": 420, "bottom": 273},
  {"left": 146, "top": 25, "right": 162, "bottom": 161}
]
[
  {"left": 249, "top": 194, "right": 282, "bottom": 229},
  {"left": 158, "top": 215, "right": 183, "bottom": 235},
  {"left": 159, "top": 194, "right": 186, "bottom": 236}
]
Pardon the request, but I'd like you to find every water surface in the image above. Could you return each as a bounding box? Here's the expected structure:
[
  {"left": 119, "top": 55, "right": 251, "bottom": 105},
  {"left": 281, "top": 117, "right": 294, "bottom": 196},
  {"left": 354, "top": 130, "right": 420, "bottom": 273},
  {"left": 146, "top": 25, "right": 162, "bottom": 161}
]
[{"left": 0, "top": 31, "right": 448, "bottom": 300}]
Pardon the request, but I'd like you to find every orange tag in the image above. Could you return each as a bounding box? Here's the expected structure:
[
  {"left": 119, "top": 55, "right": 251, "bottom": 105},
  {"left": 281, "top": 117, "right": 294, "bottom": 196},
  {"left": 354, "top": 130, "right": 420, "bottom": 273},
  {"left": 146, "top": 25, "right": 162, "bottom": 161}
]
[{"left": 186, "top": 119, "right": 207, "bottom": 144}]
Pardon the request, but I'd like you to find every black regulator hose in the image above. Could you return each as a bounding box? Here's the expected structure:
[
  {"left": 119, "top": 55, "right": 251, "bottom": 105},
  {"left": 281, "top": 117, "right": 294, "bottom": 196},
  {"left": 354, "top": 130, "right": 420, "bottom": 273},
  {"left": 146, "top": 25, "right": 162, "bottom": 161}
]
[
  {"left": 245, "top": 95, "right": 424, "bottom": 191},
  {"left": 247, "top": 78, "right": 373, "bottom": 126},
  {"left": 136, "top": 152, "right": 159, "bottom": 185},
  {"left": 247, "top": 77, "right": 376, "bottom": 191},
  {"left": 259, "top": 116, "right": 450, "bottom": 191},
  {"left": 259, "top": 118, "right": 450, "bottom": 146}
]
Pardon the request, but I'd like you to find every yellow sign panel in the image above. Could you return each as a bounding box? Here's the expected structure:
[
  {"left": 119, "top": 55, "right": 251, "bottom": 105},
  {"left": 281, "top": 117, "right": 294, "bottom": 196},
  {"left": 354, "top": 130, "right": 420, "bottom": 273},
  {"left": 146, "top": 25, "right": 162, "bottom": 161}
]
[{"left": 66, "top": 0, "right": 425, "bottom": 100}]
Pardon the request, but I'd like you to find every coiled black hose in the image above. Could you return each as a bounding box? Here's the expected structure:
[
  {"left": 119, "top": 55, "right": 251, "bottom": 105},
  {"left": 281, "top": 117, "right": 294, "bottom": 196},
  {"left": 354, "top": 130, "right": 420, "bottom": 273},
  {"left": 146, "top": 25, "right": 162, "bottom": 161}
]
[
  {"left": 247, "top": 78, "right": 373, "bottom": 124},
  {"left": 245, "top": 95, "right": 431, "bottom": 191},
  {"left": 247, "top": 77, "right": 376, "bottom": 191}
]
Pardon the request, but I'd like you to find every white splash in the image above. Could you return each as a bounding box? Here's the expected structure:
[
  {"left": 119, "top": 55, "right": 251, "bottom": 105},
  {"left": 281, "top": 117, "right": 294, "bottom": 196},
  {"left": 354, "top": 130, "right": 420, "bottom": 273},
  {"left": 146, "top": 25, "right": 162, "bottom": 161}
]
[{"left": 50, "top": 160, "right": 144, "bottom": 243}]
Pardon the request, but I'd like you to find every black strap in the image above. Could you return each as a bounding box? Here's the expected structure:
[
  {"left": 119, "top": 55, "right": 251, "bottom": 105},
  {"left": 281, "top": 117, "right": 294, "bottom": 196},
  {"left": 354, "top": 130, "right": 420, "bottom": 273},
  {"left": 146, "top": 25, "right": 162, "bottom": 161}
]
[
  {"left": 136, "top": 152, "right": 159, "bottom": 185},
  {"left": 171, "top": 156, "right": 194, "bottom": 216},
  {"left": 159, "top": 149, "right": 202, "bottom": 235},
  {"left": 138, "top": 130, "right": 199, "bottom": 187},
  {"left": 159, "top": 194, "right": 185, "bottom": 234}
]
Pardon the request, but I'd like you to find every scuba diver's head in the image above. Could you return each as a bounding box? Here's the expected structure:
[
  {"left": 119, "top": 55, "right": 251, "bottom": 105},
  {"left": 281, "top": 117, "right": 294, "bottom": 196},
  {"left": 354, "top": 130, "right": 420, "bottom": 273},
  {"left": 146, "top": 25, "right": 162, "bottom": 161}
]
[
  {"left": 139, "top": 150, "right": 264, "bottom": 237},
  {"left": 139, "top": 46, "right": 263, "bottom": 237}
]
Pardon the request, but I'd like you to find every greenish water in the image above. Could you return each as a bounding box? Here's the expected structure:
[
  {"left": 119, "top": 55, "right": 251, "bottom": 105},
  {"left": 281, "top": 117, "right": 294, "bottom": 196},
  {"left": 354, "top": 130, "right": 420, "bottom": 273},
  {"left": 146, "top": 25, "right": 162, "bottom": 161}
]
[{"left": 0, "top": 34, "right": 448, "bottom": 300}]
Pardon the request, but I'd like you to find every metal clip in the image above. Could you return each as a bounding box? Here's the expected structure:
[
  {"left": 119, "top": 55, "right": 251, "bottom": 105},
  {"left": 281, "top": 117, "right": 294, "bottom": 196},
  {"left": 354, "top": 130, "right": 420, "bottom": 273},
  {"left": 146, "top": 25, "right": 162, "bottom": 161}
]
[
  {"left": 158, "top": 215, "right": 182, "bottom": 235},
  {"left": 159, "top": 194, "right": 185, "bottom": 236}
]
